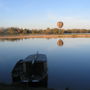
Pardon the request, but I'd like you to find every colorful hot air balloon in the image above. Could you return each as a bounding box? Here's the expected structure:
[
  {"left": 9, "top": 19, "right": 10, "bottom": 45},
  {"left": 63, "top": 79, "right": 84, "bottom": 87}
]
[{"left": 57, "top": 21, "right": 63, "bottom": 28}]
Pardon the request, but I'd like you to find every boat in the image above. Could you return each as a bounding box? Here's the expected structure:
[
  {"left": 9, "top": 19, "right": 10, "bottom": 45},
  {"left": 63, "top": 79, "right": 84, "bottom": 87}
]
[{"left": 12, "top": 53, "right": 48, "bottom": 84}]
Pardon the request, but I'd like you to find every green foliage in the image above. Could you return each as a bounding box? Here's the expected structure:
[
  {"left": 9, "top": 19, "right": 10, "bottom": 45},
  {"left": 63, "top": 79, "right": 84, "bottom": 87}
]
[{"left": 0, "top": 27, "right": 90, "bottom": 36}]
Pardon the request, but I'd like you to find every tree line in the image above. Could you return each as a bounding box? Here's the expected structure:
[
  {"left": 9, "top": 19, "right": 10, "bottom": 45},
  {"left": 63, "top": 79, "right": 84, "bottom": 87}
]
[{"left": 0, "top": 27, "right": 90, "bottom": 35}]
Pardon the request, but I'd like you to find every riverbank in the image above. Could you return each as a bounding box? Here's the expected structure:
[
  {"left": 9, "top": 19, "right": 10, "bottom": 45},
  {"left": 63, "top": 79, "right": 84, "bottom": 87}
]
[{"left": 0, "top": 34, "right": 90, "bottom": 39}]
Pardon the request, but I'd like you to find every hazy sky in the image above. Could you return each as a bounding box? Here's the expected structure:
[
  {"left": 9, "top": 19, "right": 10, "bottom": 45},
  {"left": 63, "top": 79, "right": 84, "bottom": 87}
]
[{"left": 0, "top": 0, "right": 90, "bottom": 29}]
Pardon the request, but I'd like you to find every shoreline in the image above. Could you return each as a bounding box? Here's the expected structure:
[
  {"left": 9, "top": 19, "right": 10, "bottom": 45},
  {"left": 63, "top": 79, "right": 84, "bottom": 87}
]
[{"left": 0, "top": 34, "right": 90, "bottom": 39}]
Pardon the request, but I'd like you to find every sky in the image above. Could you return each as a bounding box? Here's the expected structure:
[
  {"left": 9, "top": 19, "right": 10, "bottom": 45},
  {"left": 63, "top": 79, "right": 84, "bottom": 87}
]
[{"left": 0, "top": 0, "right": 90, "bottom": 29}]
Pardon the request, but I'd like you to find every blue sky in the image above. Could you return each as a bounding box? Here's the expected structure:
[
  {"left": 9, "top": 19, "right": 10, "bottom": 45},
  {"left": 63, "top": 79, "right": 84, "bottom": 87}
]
[{"left": 0, "top": 0, "right": 90, "bottom": 29}]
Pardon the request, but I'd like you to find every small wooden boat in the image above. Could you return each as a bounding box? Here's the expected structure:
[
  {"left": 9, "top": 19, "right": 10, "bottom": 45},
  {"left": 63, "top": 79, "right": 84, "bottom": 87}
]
[{"left": 12, "top": 53, "right": 48, "bottom": 83}]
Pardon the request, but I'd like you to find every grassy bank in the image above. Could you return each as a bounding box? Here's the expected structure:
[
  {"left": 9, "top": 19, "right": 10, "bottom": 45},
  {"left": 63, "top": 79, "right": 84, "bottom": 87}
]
[{"left": 0, "top": 34, "right": 90, "bottom": 39}]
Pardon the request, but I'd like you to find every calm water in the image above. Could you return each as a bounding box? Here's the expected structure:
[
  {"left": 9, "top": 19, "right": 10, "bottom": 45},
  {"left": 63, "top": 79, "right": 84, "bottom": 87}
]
[{"left": 0, "top": 38, "right": 90, "bottom": 88}]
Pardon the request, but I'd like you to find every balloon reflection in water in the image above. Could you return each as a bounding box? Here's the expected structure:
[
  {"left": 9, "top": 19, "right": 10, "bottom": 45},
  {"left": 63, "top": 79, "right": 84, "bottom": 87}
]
[{"left": 57, "top": 39, "right": 64, "bottom": 46}]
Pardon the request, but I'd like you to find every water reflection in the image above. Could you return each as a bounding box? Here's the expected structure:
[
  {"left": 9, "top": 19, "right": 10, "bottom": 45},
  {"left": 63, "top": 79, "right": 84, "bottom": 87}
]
[
  {"left": 65, "top": 88, "right": 69, "bottom": 90},
  {"left": 57, "top": 39, "right": 64, "bottom": 46},
  {"left": 0, "top": 38, "right": 64, "bottom": 47},
  {"left": 11, "top": 53, "right": 48, "bottom": 88},
  {"left": 0, "top": 38, "right": 24, "bottom": 42},
  {"left": 1, "top": 38, "right": 90, "bottom": 88}
]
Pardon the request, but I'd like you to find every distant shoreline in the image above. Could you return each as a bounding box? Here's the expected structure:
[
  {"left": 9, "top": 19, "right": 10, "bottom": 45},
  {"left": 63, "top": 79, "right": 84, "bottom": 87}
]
[{"left": 0, "top": 34, "right": 90, "bottom": 39}]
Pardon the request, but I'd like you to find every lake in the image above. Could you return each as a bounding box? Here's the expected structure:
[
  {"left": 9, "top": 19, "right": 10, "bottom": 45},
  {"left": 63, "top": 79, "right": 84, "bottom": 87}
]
[{"left": 0, "top": 38, "right": 90, "bottom": 88}]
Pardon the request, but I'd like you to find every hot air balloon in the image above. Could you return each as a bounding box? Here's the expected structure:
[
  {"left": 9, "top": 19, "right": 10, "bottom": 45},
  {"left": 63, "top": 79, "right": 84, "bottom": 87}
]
[
  {"left": 57, "top": 21, "right": 64, "bottom": 34},
  {"left": 57, "top": 21, "right": 63, "bottom": 28}
]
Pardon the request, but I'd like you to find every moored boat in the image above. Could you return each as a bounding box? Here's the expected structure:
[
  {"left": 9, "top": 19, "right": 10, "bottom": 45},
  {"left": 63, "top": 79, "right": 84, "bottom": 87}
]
[{"left": 12, "top": 53, "right": 48, "bottom": 83}]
